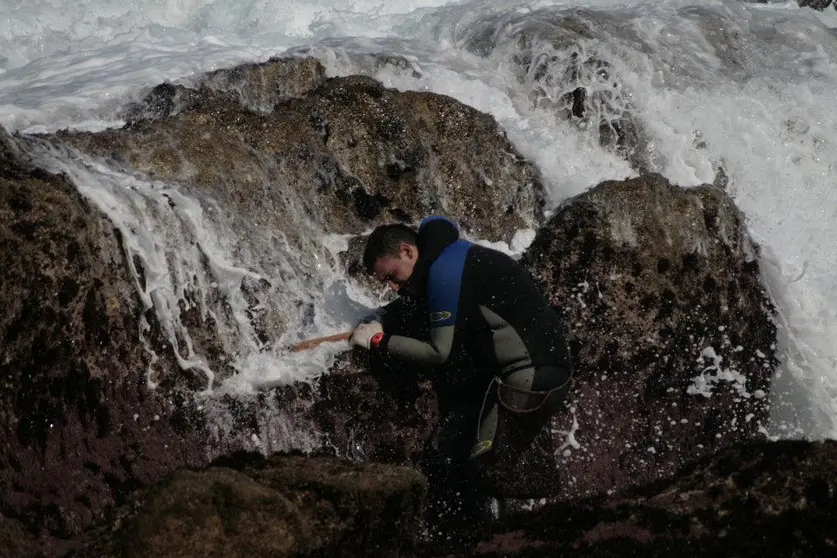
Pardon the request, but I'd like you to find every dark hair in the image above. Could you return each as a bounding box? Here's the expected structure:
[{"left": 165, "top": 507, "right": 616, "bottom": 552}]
[{"left": 362, "top": 223, "right": 418, "bottom": 274}]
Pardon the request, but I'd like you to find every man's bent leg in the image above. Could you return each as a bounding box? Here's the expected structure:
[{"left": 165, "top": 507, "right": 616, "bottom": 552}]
[
  {"left": 469, "top": 366, "right": 571, "bottom": 498},
  {"left": 423, "top": 407, "right": 493, "bottom": 534}
]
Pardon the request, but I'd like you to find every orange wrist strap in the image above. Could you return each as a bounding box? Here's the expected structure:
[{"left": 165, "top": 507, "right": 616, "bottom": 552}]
[{"left": 370, "top": 331, "right": 384, "bottom": 348}]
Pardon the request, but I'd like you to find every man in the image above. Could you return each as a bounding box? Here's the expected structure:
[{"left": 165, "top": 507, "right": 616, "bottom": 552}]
[{"left": 351, "top": 215, "right": 573, "bottom": 520}]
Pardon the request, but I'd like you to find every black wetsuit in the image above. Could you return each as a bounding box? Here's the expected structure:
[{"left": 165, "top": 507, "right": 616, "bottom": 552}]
[{"left": 378, "top": 215, "right": 572, "bottom": 398}]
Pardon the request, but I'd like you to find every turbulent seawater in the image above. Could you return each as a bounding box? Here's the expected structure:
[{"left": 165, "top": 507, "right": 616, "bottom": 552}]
[{"left": 2, "top": 0, "right": 836, "bottom": 441}]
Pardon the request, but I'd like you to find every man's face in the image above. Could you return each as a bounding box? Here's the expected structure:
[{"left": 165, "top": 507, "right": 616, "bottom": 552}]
[{"left": 372, "top": 242, "right": 418, "bottom": 293}]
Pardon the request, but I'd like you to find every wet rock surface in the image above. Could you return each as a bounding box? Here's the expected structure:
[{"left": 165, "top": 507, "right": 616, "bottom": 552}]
[
  {"left": 0, "top": 128, "right": 209, "bottom": 556},
  {"left": 77, "top": 454, "right": 426, "bottom": 558},
  {"left": 58, "top": 57, "right": 545, "bottom": 243},
  {"left": 0, "top": 514, "right": 40, "bottom": 557},
  {"left": 521, "top": 173, "right": 777, "bottom": 502},
  {"left": 122, "top": 56, "right": 328, "bottom": 120},
  {"left": 426, "top": 439, "right": 837, "bottom": 557},
  {"left": 304, "top": 351, "right": 439, "bottom": 466}
]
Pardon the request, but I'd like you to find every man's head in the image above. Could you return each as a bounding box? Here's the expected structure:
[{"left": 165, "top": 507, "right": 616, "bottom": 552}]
[{"left": 362, "top": 223, "right": 419, "bottom": 292}]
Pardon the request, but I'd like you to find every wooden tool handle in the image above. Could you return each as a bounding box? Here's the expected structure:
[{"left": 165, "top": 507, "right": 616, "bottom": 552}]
[{"left": 289, "top": 331, "right": 353, "bottom": 352}]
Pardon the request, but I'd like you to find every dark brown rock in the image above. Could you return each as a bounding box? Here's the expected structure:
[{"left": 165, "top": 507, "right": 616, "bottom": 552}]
[
  {"left": 304, "top": 351, "right": 439, "bottom": 465},
  {"left": 520, "top": 173, "right": 776, "bottom": 501},
  {"left": 90, "top": 455, "right": 426, "bottom": 558},
  {"left": 239, "top": 454, "right": 427, "bottom": 557},
  {"left": 123, "top": 57, "right": 328, "bottom": 121},
  {"left": 201, "top": 56, "right": 328, "bottom": 110},
  {"left": 114, "top": 467, "right": 304, "bottom": 558},
  {"left": 59, "top": 57, "right": 545, "bottom": 244},
  {"left": 432, "top": 439, "right": 837, "bottom": 557},
  {"left": 0, "top": 514, "right": 41, "bottom": 558},
  {"left": 0, "top": 128, "right": 208, "bottom": 554}
]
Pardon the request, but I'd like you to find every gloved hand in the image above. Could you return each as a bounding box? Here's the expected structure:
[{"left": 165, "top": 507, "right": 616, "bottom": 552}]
[{"left": 350, "top": 321, "right": 384, "bottom": 350}]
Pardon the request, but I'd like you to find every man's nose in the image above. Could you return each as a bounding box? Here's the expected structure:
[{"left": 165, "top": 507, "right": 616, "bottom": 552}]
[{"left": 387, "top": 279, "right": 400, "bottom": 293}]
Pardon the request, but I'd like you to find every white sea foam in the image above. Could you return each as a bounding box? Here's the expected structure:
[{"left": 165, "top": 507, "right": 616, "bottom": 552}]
[
  {"left": 4, "top": 0, "right": 837, "bottom": 439},
  {"left": 687, "top": 346, "right": 751, "bottom": 399}
]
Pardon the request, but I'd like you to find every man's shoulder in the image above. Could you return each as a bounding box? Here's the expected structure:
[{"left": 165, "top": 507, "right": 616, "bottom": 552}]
[
  {"left": 418, "top": 216, "right": 461, "bottom": 264},
  {"left": 418, "top": 216, "right": 458, "bottom": 239}
]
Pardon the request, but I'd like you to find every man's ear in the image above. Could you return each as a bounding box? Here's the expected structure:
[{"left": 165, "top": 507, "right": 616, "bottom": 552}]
[{"left": 400, "top": 242, "right": 416, "bottom": 260}]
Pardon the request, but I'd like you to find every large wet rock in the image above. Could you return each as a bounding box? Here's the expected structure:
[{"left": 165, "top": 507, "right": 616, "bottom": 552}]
[
  {"left": 116, "top": 467, "right": 304, "bottom": 558},
  {"left": 57, "top": 57, "right": 545, "bottom": 242},
  {"left": 431, "top": 439, "right": 837, "bottom": 557},
  {"left": 123, "top": 56, "right": 328, "bottom": 120},
  {"left": 520, "top": 173, "right": 776, "bottom": 501},
  {"left": 0, "top": 128, "right": 208, "bottom": 553},
  {"left": 83, "top": 454, "right": 426, "bottom": 558}
]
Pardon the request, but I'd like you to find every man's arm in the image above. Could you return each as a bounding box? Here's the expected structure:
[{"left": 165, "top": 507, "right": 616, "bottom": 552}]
[
  {"left": 383, "top": 238, "right": 472, "bottom": 365},
  {"left": 385, "top": 324, "right": 455, "bottom": 365}
]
